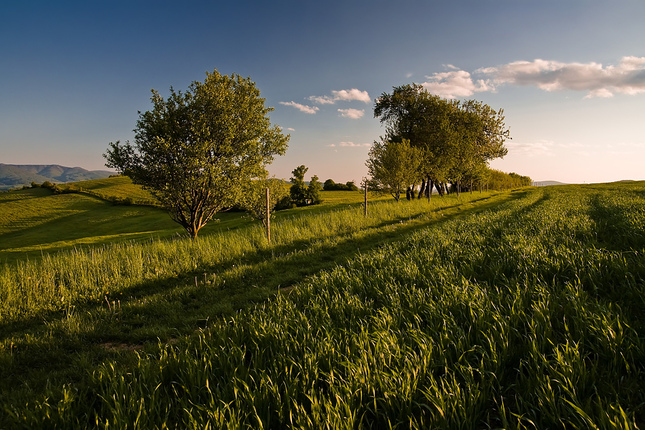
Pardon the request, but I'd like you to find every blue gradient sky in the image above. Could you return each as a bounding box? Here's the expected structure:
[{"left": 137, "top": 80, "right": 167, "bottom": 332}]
[{"left": 1, "top": 0, "right": 644, "bottom": 183}]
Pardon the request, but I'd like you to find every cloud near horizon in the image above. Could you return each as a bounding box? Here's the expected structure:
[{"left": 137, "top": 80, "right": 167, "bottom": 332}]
[
  {"left": 423, "top": 56, "right": 645, "bottom": 99},
  {"left": 279, "top": 101, "right": 319, "bottom": 114}
]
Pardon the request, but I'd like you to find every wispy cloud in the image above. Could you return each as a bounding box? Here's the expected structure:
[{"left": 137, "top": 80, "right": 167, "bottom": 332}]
[
  {"left": 506, "top": 140, "right": 593, "bottom": 157},
  {"left": 422, "top": 56, "right": 645, "bottom": 99},
  {"left": 279, "top": 101, "right": 319, "bottom": 114},
  {"left": 337, "top": 108, "right": 365, "bottom": 119},
  {"left": 505, "top": 139, "right": 557, "bottom": 157},
  {"left": 328, "top": 141, "right": 371, "bottom": 148},
  {"left": 310, "top": 88, "right": 371, "bottom": 104}
]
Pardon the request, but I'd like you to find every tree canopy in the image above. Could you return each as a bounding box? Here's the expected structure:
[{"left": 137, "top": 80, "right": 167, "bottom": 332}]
[
  {"left": 104, "top": 69, "right": 289, "bottom": 238},
  {"left": 289, "top": 165, "right": 322, "bottom": 206},
  {"left": 373, "top": 84, "right": 509, "bottom": 196},
  {"left": 366, "top": 138, "right": 422, "bottom": 201}
]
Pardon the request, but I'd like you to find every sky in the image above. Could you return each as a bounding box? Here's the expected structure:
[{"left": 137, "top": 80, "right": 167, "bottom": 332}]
[{"left": 1, "top": 0, "right": 644, "bottom": 184}]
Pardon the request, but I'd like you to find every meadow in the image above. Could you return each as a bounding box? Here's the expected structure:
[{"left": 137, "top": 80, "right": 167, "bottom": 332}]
[{"left": 0, "top": 180, "right": 644, "bottom": 428}]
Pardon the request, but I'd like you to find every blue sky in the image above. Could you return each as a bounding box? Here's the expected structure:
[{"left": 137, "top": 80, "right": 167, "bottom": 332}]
[{"left": 1, "top": 0, "right": 644, "bottom": 183}]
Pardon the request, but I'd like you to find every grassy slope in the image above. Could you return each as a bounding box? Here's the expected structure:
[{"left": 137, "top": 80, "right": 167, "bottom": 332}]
[
  {"left": 0, "top": 177, "right": 382, "bottom": 264},
  {"left": 0, "top": 187, "right": 181, "bottom": 263},
  {"left": 0, "top": 185, "right": 506, "bottom": 424},
  {"left": 2, "top": 182, "right": 643, "bottom": 427}
]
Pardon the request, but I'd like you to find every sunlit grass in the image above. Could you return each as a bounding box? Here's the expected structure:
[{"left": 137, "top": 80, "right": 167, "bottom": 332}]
[{"left": 2, "top": 182, "right": 644, "bottom": 428}]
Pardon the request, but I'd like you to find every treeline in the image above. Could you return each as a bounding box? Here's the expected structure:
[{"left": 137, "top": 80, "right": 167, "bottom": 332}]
[
  {"left": 367, "top": 84, "right": 531, "bottom": 200},
  {"left": 323, "top": 179, "right": 359, "bottom": 191},
  {"left": 487, "top": 170, "right": 532, "bottom": 191}
]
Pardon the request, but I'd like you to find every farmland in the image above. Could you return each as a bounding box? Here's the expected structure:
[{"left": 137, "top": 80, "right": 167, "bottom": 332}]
[{"left": 1, "top": 180, "right": 644, "bottom": 428}]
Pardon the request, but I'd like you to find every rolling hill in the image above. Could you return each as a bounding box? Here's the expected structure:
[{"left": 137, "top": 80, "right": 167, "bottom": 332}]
[{"left": 0, "top": 163, "right": 113, "bottom": 190}]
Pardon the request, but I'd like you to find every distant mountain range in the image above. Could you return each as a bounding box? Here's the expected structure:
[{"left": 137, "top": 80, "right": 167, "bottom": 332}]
[{"left": 0, "top": 164, "right": 113, "bottom": 190}]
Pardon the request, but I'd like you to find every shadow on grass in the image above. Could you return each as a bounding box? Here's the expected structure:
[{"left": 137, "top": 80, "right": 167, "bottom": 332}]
[{"left": 0, "top": 191, "right": 525, "bottom": 405}]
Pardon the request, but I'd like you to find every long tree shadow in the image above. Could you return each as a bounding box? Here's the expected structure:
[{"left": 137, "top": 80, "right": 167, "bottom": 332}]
[{"left": 0, "top": 191, "right": 526, "bottom": 403}]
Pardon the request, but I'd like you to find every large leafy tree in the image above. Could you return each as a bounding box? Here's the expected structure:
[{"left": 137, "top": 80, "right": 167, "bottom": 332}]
[
  {"left": 374, "top": 84, "right": 509, "bottom": 197},
  {"left": 104, "top": 69, "right": 289, "bottom": 238}
]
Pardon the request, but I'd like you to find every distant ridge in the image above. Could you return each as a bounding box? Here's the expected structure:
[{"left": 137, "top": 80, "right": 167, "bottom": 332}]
[
  {"left": 534, "top": 180, "right": 567, "bottom": 187},
  {"left": 0, "top": 163, "right": 113, "bottom": 190}
]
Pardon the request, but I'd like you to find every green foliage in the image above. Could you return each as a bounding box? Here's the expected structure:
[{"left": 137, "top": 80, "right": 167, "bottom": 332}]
[
  {"left": 374, "top": 84, "right": 511, "bottom": 194},
  {"left": 289, "top": 165, "right": 322, "bottom": 206},
  {"left": 367, "top": 138, "right": 423, "bottom": 201},
  {"left": 238, "top": 177, "right": 290, "bottom": 224},
  {"left": 307, "top": 175, "right": 323, "bottom": 204},
  {"left": 486, "top": 168, "right": 533, "bottom": 190},
  {"left": 104, "top": 69, "right": 289, "bottom": 238},
  {"left": 324, "top": 179, "right": 359, "bottom": 191},
  {"left": 323, "top": 178, "right": 335, "bottom": 190}
]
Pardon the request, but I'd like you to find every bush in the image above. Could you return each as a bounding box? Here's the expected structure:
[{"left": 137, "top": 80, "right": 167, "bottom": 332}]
[{"left": 323, "top": 179, "right": 358, "bottom": 191}]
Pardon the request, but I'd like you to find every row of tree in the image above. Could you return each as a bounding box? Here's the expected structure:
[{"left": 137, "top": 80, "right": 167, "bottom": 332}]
[
  {"left": 487, "top": 170, "right": 533, "bottom": 191},
  {"left": 367, "top": 84, "right": 526, "bottom": 201}
]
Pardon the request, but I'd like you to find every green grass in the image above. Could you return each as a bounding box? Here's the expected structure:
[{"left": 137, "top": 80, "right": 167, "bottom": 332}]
[
  {"left": 0, "top": 178, "right": 383, "bottom": 264},
  {"left": 73, "top": 176, "right": 158, "bottom": 205},
  {"left": 0, "top": 187, "right": 182, "bottom": 263},
  {"left": 1, "top": 182, "right": 644, "bottom": 428}
]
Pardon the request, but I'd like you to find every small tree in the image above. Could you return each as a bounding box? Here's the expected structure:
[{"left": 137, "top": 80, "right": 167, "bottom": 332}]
[
  {"left": 307, "top": 175, "right": 322, "bottom": 204},
  {"left": 104, "top": 69, "right": 289, "bottom": 238},
  {"left": 239, "top": 177, "right": 289, "bottom": 225},
  {"left": 290, "top": 165, "right": 309, "bottom": 206},
  {"left": 289, "top": 165, "right": 322, "bottom": 206},
  {"left": 366, "top": 138, "right": 422, "bottom": 201}
]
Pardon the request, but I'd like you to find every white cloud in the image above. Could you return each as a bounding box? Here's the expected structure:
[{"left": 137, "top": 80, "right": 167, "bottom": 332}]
[
  {"left": 332, "top": 89, "right": 371, "bottom": 103},
  {"left": 337, "top": 108, "right": 365, "bottom": 119},
  {"left": 309, "top": 88, "right": 371, "bottom": 104},
  {"left": 422, "top": 56, "right": 645, "bottom": 99},
  {"left": 279, "top": 101, "right": 319, "bottom": 114},
  {"left": 422, "top": 70, "right": 493, "bottom": 99},
  {"left": 479, "top": 56, "right": 645, "bottom": 97}
]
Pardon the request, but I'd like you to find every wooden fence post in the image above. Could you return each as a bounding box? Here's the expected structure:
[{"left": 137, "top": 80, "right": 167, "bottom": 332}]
[
  {"left": 364, "top": 178, "right": 368, "bottom": 217},
  {"left": 266, "top": 187, "right": 271, "bottom": 245}
]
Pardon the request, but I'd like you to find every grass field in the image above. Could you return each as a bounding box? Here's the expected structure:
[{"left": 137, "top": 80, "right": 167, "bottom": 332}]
[
  {"left": 1, "top": 181, "right": 644, "bottom": 428},
  {"left": 0, "top": 177, "right": 383, "bottom": 264}
]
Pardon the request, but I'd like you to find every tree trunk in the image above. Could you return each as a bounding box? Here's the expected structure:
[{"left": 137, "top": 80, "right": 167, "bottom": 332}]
[{"left": 418, "top": 179, "right": 426, "bottom": 199}]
